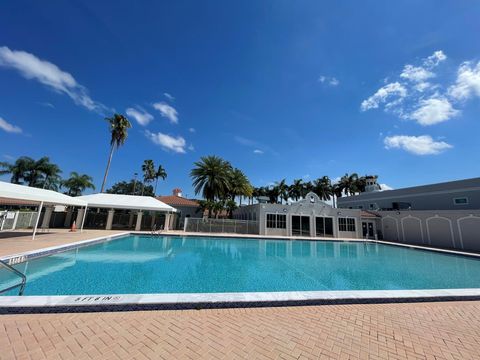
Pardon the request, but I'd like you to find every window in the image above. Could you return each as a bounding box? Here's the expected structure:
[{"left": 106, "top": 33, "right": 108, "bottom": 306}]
[
  {"left": 338, "top": 217, "right": 356, "bottom": 232},
  {"left": 369, "top": 203, "right": 377, "bottom": 210},
  {"left": 454, "top": 197, "right": 469, "bottom": 205},
  {"left": 266, "top": 214, "right": 286, "bottom": 229}
]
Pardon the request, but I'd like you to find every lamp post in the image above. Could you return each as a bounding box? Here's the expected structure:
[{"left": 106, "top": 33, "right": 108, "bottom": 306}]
[{"left": 132, "top": 172, "right": 138, "bottom": 195}]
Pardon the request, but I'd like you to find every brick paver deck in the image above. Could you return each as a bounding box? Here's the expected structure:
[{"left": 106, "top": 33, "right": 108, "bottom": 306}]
[{"left": 1, "top": 301, "right": 480, "bottom": 359}]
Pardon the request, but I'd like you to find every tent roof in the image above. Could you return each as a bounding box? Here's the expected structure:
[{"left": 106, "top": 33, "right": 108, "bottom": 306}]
[
  {"left": 0, "top": 181, "right": 88, "bottom": 207},
  {"left": 76, "top": 193, "right": 177, "bottom": 212}
]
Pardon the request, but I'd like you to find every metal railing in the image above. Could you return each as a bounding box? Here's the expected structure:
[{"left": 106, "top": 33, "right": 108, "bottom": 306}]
[
  {"left": 0, "top": 260, "right": 26, "bottom": 295},
  {"left": 184, "top": 218, "right": 259, "bottom": 235}
]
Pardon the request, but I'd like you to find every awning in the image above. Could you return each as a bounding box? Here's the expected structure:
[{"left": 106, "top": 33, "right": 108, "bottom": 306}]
[
  {"left": 76, "top": 193, "right": 177, "bottom": 212},
  {"left": 0, "top": 181, "right": 87, "bottom": 207}
]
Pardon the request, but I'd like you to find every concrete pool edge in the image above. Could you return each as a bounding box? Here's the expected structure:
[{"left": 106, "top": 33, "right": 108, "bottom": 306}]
[{"left": 1, "top": 289, "right": 480, "bottom": 313}]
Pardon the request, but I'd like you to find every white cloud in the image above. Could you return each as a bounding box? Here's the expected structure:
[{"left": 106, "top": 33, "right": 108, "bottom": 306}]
[
  {"left": 126, "top": 107, "right": 153, "bottom": 126},
  {"left": 188, "top": 127, "right": 195, "bottom": 133},
  {"left": 318, "top": 75, "right": 339, "bottom": 86},
  {"left": 424, "top": 50, "right": 447, "bottom": 67},
  {"left": 0, "top": 46, "right": 106, "bottom": 113},
  {"left": 400, "top": 65, "right": 434, "bottom": 82},
  {"left": 448, "top": 61, "right": 480, "bottom": 101},
  {"left": 361, "top": 82, "right": 407, "bottom": 111},
  {"left": 384, "top": 135, "right": 452, "bottom": 155},
  {"left": 153, "top": 102, "right": 178, "bottom": 124},
  {"left": 145, "top": 130, "right": 186, "bottom": 153},
  {"left": 164, "top": 93, "right": 175, "bottom": 101},
  {"left": 0, "top": 117, "right": 22, "bottom": 134},
  {"left": 409, "top": 97, "right": 459, "bottom": 126},
  {"left": 253, "top": 149, "right": 263, "bottom": 154},
  {"left": 379, "top": 183, "right": 393, "bottom": 191}
]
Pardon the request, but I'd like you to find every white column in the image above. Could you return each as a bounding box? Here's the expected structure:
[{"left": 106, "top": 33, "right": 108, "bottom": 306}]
[
  {"left": 64, "top": 208, "right": 73, "bottom": 227},
  {"left": 76, "top": 207, "right": 87, "bottom": 232},
  {"left": 32, "top": 202, "right": 44, "bottom": 240},
  {"left": 106, "top": 209, "right": 115, "bottom": 230},
  {"left": 164, "top": 213, "right": 170, "bottom": 231},
  {"left": 41, "top": 206, "right": 54, "bottom": 228},
  {"left": 135, "top": 211, "right": 143, "bottom": 231}
]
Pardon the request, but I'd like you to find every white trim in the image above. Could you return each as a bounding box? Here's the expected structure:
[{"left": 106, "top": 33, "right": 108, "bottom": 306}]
[
  {"left": 425, "top": 215, "right": 455, "bottom": 247},
  {"left": 457, "top": 215, "right": 480, "bottom": 250},
  {"left": 400, "top": 215, "right": 424, "bottom": 244}
]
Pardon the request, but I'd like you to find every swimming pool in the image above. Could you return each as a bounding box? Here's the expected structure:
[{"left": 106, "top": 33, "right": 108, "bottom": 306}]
[{"left": 1, "top": 235, "right": 480, "bottom": 297}]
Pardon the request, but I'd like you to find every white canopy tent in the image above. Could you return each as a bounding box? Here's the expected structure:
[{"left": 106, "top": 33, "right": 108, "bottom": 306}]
[
  {"left": 0, "top": 181, "right": 88, "bottom": 239},
  {"left": 76, "top": 193, "right": 176, "bottom": 231},
  {"left": 76, "top": 193, "right": 176, "bottom": 212}
]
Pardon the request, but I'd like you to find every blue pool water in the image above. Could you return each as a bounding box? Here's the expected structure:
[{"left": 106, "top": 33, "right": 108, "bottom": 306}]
[{"left": 1, "top": 235, "right": 480, "bottom": 296}]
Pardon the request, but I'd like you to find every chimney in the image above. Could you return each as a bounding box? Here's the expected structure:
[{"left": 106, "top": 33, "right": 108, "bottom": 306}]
[{"left": 173, "top": 188, "right": 183, "bottom": 197}]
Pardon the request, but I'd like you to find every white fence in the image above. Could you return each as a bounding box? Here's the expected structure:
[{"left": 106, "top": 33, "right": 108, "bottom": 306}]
[
  {"left": 0, "top": 211, "right": 38, "bottom": 231},
  {"left": 184, "top": 218, "right": 259, "bottom": 235}
]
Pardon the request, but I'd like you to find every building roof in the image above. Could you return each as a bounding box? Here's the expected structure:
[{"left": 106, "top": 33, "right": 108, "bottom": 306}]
[
  {"left": 360, "top": 210, "right": 381, "bottom": 218},
  {"left": 156, "top": 195, "right": 200, "bottom": 207},
  {"left": 0, "top": 181, "right": 87, "bottom": 207},
  {"left": 77, "top": 193, "right": 176, "bottom": 212}
]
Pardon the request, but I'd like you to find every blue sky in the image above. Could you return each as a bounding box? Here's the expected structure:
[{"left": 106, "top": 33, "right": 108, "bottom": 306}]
[{"left": 1, "top": 0, "right": 480, "bottom": 197}]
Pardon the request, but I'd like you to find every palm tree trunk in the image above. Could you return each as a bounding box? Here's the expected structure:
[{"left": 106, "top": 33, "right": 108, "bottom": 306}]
[
  {"left": 154, "top": 178, "right": 159, "bottom": 195},
  {"left": 100, "top": 144, "right": 115, "bottom": 193},
  {"left": 141, "top": 182, "right": 145, "bottom": 196}
]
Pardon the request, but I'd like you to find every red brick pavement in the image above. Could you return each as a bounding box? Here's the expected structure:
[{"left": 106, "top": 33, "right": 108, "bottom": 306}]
[{"left": 1, "top": 301, "right": 480, "bottom": 359}]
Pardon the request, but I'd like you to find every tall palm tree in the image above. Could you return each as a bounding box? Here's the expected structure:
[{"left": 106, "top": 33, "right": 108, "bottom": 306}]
[
  {"left": 0, "top": 156, "right": 35, "bottom": 184},
  {"left": 153, "top": 165, "right": 167, "bottom": 195},
  {"left": 141, "top": 160, "right": 156, "bottom": 196},
  {"left": 289, "top": 179, "right": 304, "bottom": 201},
  {"left": 228, "top": 168, "right": 252, "bottom": 205},
  {"left": 338, "top": 173, "right": 359, "bottom": 196},
  {"left": 313, "top": 176, "right": 333, "bottom": 201},
  {"left": 275, "top": 179, "right": 289, "bottom": 204},
  {"left": 62, "top": 172, "right": 95, "bottom": 196},
  {"left": 100, "top": 114, "right": 132, "bottom": 193},
  {"left": 190, "top": 156, "right": 232, "bottom": 216}
]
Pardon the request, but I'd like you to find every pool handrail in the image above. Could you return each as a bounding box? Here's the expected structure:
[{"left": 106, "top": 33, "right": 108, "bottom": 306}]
[{"left": 0, "top": 259, "right": 26, "bottom": 296}]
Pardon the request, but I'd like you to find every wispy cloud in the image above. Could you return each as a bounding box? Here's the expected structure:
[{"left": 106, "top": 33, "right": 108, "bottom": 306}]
[
  {"left": 153, "top": 102, "right": 178, "bottom": 124},
  {"left": 360, "top": 50, "right": 465, "bottom": 126},
  {"left": 253, "top": 149, "right": 263, "bottom": 154},
  {"left": 0, "top": 116, "right": 22, "bottom": 134},
  {"left": 126, "top": 107, "right": 153, "bottom": 126},
  {"left": 448, "top": 61, "right": 480, "bottom": 101},
  {"left": 188, "top": 127, "right": 195, "bottom": 133},
  {"left": 318, "top": 75, "right": 340, "bottom": 86},
  {"left": 234, "top": 136, "right": 278, "bottom": 156},
  {"left": 145, "top": 130, "right": 187, "bottom": 153},
  {"left": 384, "top": 135, "right": 452, "bottom": 155},
  {"left": 164, "top": 92, "right": 175, "bottom": 101},
  {"left": 37, "top": 102, "right": 55, "bottom": 108},
  {"left": 0, "top": 46, "right": 107, "bottom": 113}
]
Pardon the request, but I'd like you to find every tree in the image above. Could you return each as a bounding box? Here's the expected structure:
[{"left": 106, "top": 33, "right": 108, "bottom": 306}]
[
  {"left": 0, "top": 156, "right": 61, "bottom": 190},
  {"left": 107, "top": 179, "right": 154, "bottom": 196},
  {"left": 225, "top": 199, "right": 238, "bottom": 218},
  {"left": 228, "top": 168, "right": 252, "bottom": 205},
  {"left": 289, "top": 179, "right": 304, "bottom": 201},
  {"left": 141, "top": 160, "right": 156, "bottom": 196},
  {"left": 313, "top": 176, "right": 333, "bottom": 201},
  {"left": 62, "top": 172, "right": 95, "bottom": 196},
  {"left": 338, "top": 173, "right": 359, "bottom": 196},
  {"left": 0, "top": 156, "right": 36, "bottom": 184},
  {"left": 154, "top": 165, "right": 167, "bottom": 195},
  {"left": 100, "top": 114, "right": 132, "bottom": 193},
  {"left": 275, "top": 179, "right": 289, "bottom": 204},
  {"left": 190, "top": 156, "right": 232, "bottom": 216}
]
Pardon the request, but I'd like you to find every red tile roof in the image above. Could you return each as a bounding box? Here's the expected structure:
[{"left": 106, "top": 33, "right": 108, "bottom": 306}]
[
  {"left": 157, "top": 196, "right": 200, "bottom": 207},
  {"left": 360, "top": 210, "right": 381, "bottom": 218}
]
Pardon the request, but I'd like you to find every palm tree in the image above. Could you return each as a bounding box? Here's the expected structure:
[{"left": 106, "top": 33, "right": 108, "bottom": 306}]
[
  {"left": 191, "top": 156, "right": 232, "bottom": 216},
  {"left": 62, "top": 172, "right": 95, "bottom": 196},
  {"left": 289, "top": 179, "right": 304, "bottom": 201},
  {"left": 154, "top": 165, "right": 167, "bottom": 195},
  {"left": 100, "top": 114, "right": 132, "bottom": 193},
  {"left": 275, "top": 179, "right": 289, "bottom": 204},
  {"left": 228, "top": 168, "right": 252, "bottom": 205},
  {"left": 338, "top": 173, "right": 359, "bottom": 196},
  {"left": 0, "top": 156, "right": 35, "bottom": 184},
  {"left": 313, "top": 176, "right": 333, "bottom": 201},
  {"left": 267, "top": 186, "right": 280, "bottom": 204},
  {"left": 141, "top": 160, "right": 156, "bottom": 196},
  {"left": 225, "top": 199, "right": 238, "bottom": 218}
]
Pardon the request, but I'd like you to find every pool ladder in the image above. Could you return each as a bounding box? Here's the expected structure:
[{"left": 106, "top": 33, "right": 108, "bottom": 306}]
[{"left": 0, "top": 260, "right": 26, "bottom": 296}]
